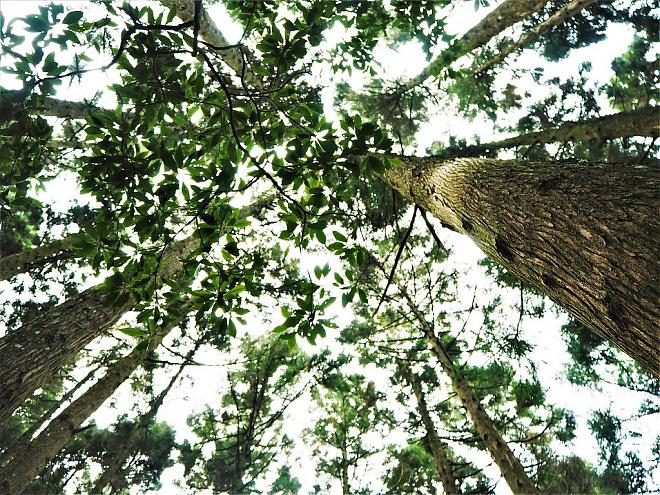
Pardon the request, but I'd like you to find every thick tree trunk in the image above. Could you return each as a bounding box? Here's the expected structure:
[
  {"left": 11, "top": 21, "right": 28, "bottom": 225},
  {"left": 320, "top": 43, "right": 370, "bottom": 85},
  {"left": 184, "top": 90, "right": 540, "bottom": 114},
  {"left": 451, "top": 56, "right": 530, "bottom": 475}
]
[
  {"left": 91, "top": 351, "right": 190, "bottom": 493},
  {"left": 0, "top": 236, "right": 197, "bottom": 424},
  {"left": 475, "top": 0, "right": 601, "bottom": 73},
  {"left": 0, "top": 237, "right": 75, "bottom": 282},
  {"left": 403, "top": 0, "right": 550, "bottom": 91},
  {"left": 449, "top": 107, "right": 659, "bottom": 156},
  {"left": 383, "top": 157, "right": 660, "bottom": 377},
  {"left": 405, "top": 367, "right": 461, "bottom": 494},
  {"left": 0, "top": 312, "right": 186, "bottom": 495}
]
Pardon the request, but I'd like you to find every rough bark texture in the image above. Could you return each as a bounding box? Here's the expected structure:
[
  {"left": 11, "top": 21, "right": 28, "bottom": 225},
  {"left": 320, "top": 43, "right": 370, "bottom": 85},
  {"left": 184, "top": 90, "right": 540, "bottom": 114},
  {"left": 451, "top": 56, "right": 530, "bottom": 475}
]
[
  {"left": 383, "top": 157, "right": 660, "bottom": 377},
  {"left": 406, "top": 367, "right": 461, "bottom": 495},
  {"left": 0, "top": 314, "right": 184, "bottom": 495},
  {"left": 451, "top": 107, "right": 660, "bottom": 156},
  {"left": 0, "top": 237, "right": 75, "bottom": 282},
  {"left": 405, "top": 0, "right": 550, "bottom": 90},
  {"left": 475, "top": 0, "right": 601, "bottom": 73},
  {"left": 0, "top": 364, "right": 98, "bottom": 462},
  {"left": 0, "top": 236, "right": 197, "bottom": 424},
  {"left": 159, "top": 0, "right": 261, "bottom": 88}
]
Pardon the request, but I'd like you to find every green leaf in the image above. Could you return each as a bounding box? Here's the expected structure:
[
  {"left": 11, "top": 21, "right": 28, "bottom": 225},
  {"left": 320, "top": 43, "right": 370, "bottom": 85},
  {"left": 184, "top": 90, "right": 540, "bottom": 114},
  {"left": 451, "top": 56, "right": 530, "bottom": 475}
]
[
  {"left": 118, "top": 327, "right": 147, "bottom": 338},
  {"left": 24, "top": 15, "right": 49, "bottom": 33},
  {"left": 62, "top": 11, "right": 84, "bottom": 25}
]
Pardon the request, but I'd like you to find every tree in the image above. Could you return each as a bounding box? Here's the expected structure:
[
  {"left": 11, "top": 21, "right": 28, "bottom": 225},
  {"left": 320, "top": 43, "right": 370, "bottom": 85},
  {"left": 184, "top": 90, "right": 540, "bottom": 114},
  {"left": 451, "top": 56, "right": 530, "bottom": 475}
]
[
  {"left": 382, "top": 157, "right": 659, "bottom": 377},
  {"left": 307, "top": 372, "right": 393, "bottom": 494},
  {"left": 403, "top": 364, "right": 461, "bottom": 494},
  {"left": 0, "top": 1, "right": 658, "bottom": 492},
  {"left": 0, "top": 307, "right": 189, "bottom": 494},
  {"left": 180, "top": 335, "right": 313, "bottom": 493}
]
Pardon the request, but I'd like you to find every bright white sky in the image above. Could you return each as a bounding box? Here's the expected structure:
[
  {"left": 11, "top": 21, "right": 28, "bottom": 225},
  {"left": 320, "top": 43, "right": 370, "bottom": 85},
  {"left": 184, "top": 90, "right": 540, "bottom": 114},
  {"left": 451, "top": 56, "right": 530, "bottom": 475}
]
[{"left": 0, "top": 1, "right": 658, "bottom": 494}]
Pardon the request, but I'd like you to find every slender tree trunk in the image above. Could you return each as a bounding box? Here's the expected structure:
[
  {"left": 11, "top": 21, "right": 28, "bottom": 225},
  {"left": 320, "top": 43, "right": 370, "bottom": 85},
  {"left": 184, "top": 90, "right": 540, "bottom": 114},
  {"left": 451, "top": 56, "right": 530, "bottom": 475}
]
[
  {"left": 159, "top": 0, "right": 261, "bottom": 88},
  {"left": 403, "top": 0, "right": 550, "bottom": 91},
  {"left": 0, "top": 89, "right": 113, "bottom": 121},
  {"left": 0, "top": 236, "right": 197, "bottom": 424},
  {"left": 398, "top": 290, "right": 538, "bottom": 494},
  {"left": 0, "top": 311, "right": 187, "bottom": 495},
  {"left": 448, "top": 107, "right": 659, "bottom": 157},
  {"left": 341, "top": 444, "right": 350, "bottom": 495},
  {"left": 91, "top": 348, "right": 192, "bottom": 493},
  {"left": 0, "top": 237, "right": 75, "bottom": 282},
  {"left": 383, "top": 157, "right": 660, "bottom": 378},
  {"left": 405, "top": 366, "right": 461, "bottom": 494},
  {"left": 475, "top": 0, "right": 602, "bottom": 73},
  {"left": 0, "top": 363, "right": 99, "bottom": 462}
]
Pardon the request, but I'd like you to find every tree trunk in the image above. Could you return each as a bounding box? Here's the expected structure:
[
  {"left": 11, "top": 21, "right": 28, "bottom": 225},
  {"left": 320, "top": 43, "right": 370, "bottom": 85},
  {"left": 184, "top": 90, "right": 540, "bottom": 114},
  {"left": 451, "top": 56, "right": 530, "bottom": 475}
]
[
  {"left": 405, "top": 366, "right": 461, "bottom": 494},
  {"left": 341, "top": 444, "right": 350, "bottom": 495},
  {"left": 383, "top": 157, "right": 660, "bottom": 377},
  {"left": 0, "top": 363, "right": 99, "bottom": 461},
  {"left": 0, "top": 311, "right": 187, "bottom": 495},
  {"left": 425, "top": 329, "right": 538, "bottom": 494},
  {"left": 91, "top": 348, "right": 192, "bottom": 493},
  {"left": 0, "top": 89, "right": 113, "bottom": 121},
  {"left": 449, "top": 107, "right": 659, "bottom": 156},
  {"left": 159, "top": 0, "right": 261, "bottom": 88},
  {"left": 397, "top": 289, "right": 538, "bottom": 494},
  {"left": 475, "top": 0, "right": 601, "bottom": 73},
  {"left": 0, "top": 237, "right": 75, "bottom": 282},
  {"left": 403, "top": 0, "right": 550, "bottom": 91},
  {"left": 0, "top": 236, "right": 197, "bottom": 424}
]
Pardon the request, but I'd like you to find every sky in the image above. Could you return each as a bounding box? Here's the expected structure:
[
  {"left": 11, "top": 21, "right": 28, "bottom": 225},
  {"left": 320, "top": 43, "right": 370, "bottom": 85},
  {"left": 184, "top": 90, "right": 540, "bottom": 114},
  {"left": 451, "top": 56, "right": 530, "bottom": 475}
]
[{"left": 0, "top": 1, "right": 658, "bottom": 494}]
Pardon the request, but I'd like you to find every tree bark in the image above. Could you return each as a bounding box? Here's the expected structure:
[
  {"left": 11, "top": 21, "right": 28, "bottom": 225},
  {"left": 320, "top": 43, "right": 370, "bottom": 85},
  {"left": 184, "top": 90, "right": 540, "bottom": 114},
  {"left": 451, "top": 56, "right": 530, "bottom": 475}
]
[
  {"left": 475, "top": 0, "right": 602, "bottom": 73},
  {"left": 448, "top": 107, "right": 659, "bottom": 156},
  {"left": 0, "top": 363, "right": 99, "bottom": 461},
  {"left": 0, "top": 236, "right": 75, "bottom": 282},
  {"left": 0, "top": 236, "right": 197, "bottom": 424},
  {"left": 383, "top": 157, "right": 660, "bottom": 377},
  {"left": 405, "top": 366, "right": 461, "bottom": 494},
  {"left": 0, "top": 89, "right": 114, "bottom": 121},
  {"left": 91, "top": 348, "right": 192, "bottom": 493},
  {"left": 402, "top": 0, "right": 550, "bottom": 91},
  {"left": 0, "top": 311, "right": 187, "bottom": 495}
]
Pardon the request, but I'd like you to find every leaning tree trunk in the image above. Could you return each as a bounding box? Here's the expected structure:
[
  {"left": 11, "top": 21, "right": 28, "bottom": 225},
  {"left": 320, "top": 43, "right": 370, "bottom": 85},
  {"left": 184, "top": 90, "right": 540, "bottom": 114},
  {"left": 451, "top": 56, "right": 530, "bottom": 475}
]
[
  {"left": 0, "top": 310, "right": 187, "bottom": 495},
  {"left": 405, "top": 366, "right": 461, "bottom": 494},
  {"left": 383, "top": 157, "right": 660, "bottom": 378},
  {"left": 447, "top": 107, "right": 659, "bottom": 157},
  {"left": 0, "top": 363, "right": 99, "bottom": 461},
  {"left": 0, "top": 236, "right": 76, "bottom": 282},
  {"left": 424, "top": 329, "right": 538, "bottom": 494},
  {"left": 402, "top": 0, "right": 550, "bottom": 91},
  {"left": 397, "top": 287, "right": 538, "bottom": 494},
  {"left": 158, "top": 0, "right": 263, "bottom": 90},
  {"left": 91, "top": 345, "right": 194, "bottom": 493},
  {"left": 475, "top": 0, "right": 602, "bottom": 73},
  {"left": 0, "top": 236, "right": 197, "bottom": 424}
]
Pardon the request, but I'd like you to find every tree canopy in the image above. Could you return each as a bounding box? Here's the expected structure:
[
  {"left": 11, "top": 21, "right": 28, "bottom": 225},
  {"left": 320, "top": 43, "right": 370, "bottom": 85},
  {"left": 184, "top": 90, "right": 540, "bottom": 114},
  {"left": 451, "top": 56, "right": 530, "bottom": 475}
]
[{"left": 0, "top": 0, "right": 658, "bottom": 493}]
